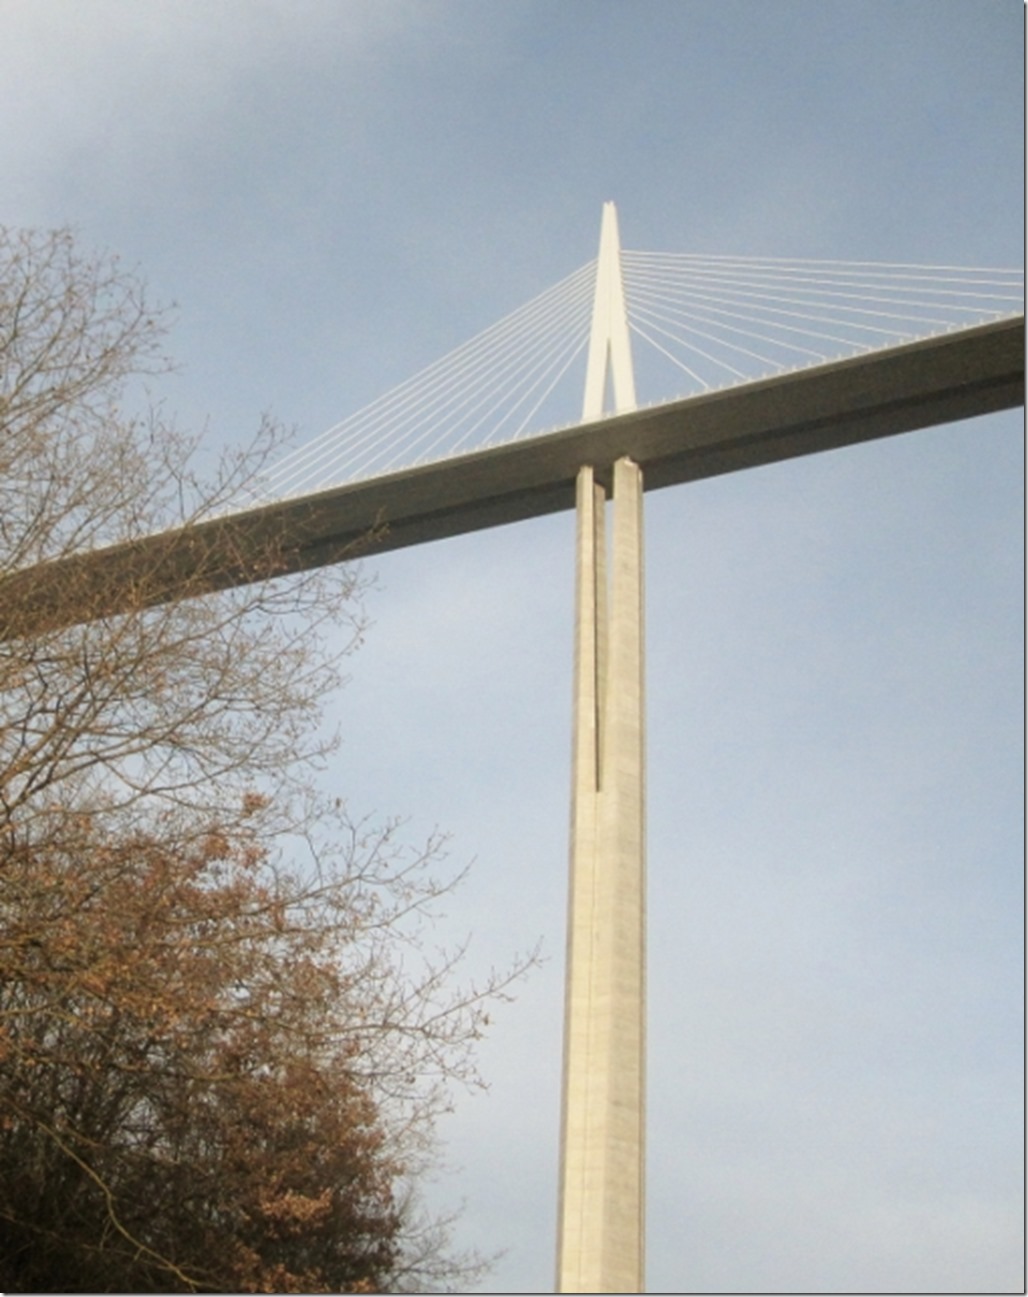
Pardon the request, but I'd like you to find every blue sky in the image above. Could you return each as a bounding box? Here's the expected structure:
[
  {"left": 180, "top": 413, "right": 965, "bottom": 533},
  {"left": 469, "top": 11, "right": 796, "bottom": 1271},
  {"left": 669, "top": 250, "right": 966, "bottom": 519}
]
[{"left": 2, "top": 2, "right": 1023, "bottom": 1292}]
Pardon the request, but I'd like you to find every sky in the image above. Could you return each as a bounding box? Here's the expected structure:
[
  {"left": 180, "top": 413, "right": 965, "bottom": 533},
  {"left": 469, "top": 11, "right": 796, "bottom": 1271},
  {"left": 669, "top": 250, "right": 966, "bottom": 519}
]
[{"left": 1, "top": 2, "right": 1023, "bottom": 1293}]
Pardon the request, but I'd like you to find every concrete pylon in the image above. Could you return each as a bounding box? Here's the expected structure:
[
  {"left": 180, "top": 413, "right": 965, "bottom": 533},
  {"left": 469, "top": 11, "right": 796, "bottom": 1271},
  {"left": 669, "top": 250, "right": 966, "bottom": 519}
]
[{"left": 557, "top": 202, "right": 645, "bottom": 1294}]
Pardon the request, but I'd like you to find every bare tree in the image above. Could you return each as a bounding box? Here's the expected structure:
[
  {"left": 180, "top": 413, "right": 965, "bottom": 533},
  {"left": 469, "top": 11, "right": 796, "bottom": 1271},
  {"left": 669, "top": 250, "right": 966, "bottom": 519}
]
[
  {"left": 0, "top": 226, "right": 371, "bottom": 839},
  {"left": 0, "top": 227, "right": 530, "bottom": 1292}
]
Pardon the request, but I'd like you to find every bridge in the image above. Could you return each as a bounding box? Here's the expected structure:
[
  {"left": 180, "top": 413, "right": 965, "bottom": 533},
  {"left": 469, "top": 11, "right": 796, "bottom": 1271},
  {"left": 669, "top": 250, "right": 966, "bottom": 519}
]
[
  {"left": 1, "top": 215, "right": 1021, "bottom": 639},
  {"left": 1, "top": 206, "right": 1023, "bottom": 1294}
]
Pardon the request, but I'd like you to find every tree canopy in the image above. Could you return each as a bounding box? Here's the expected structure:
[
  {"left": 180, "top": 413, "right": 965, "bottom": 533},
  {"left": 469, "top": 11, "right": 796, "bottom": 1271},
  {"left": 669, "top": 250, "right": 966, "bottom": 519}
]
[{"left": 0, "top": 227, "right": 526, "bottom": 1293}]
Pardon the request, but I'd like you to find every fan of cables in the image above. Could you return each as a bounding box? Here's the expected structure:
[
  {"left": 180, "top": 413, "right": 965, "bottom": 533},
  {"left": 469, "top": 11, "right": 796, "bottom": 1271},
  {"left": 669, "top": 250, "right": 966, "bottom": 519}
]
[{"left": 240, "top": 253, "right": 1022, "bottom": 505}]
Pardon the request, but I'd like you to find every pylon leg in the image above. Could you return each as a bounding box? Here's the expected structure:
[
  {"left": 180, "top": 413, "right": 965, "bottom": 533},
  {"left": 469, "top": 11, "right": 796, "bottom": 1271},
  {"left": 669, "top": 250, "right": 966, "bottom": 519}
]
[{"left": 557, "top": 457, "right": 645, "bottom": 1294}]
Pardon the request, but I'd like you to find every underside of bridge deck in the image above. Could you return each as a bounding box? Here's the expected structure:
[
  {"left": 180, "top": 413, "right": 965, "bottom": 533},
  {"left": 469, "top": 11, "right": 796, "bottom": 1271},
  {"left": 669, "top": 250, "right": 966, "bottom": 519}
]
[{"left": 1, "top": 314, "right": 1022, "bottom": 641}]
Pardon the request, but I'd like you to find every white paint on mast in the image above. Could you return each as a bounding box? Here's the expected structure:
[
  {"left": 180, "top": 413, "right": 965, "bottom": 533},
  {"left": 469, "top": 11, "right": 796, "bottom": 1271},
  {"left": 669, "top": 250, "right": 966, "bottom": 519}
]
[{"left": 582, "top": 201, "right": 638, "bottom": 421}]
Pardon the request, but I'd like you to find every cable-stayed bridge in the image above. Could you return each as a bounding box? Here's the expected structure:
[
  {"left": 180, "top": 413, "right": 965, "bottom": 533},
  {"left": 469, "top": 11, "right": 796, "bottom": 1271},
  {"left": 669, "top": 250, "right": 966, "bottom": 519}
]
[
  {"left": 1, "top": 206, "right": 1023, "bottom": 1294},
  {"left": 2, "top": 212, "right": 1021, "bottom": 633},
  {"left": 244, "top": 242, "right": 1023, "bottom": 503}
]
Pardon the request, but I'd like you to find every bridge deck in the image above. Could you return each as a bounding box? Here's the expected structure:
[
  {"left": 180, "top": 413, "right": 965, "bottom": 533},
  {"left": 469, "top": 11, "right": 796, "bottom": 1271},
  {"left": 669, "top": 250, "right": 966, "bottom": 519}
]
[{"left": 2, "top": 315, "right": 1022, "bottom": 639}]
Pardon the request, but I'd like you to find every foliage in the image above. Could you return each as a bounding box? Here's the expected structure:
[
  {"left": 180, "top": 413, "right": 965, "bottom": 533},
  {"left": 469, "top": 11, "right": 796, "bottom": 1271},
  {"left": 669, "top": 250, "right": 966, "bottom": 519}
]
[
  {"left": 0, "top": 808, "right": 510, "bottom": 1293},
  {"left": 0, "top": 228, "right": 526, "bottom": 1292}
]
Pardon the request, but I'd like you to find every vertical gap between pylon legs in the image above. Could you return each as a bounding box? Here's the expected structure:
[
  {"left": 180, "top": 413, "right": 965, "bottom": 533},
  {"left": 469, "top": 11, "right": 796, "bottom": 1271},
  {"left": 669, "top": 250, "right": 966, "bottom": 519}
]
[{"left": 593, "top": 475, "right": 608, "bottom": 793}]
